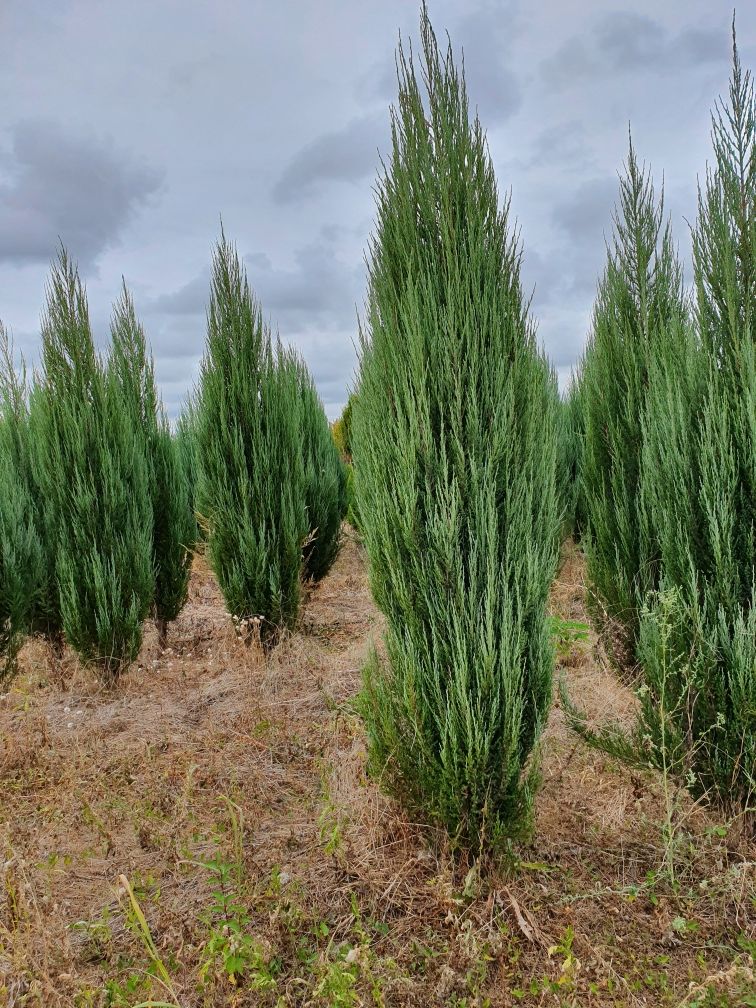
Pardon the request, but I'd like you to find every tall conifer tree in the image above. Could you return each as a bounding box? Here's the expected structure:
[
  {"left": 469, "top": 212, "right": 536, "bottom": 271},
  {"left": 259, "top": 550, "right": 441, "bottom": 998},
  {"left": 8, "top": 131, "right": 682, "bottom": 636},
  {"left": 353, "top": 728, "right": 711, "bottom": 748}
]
[
  {"left": 35, "top": 250, "right": 154, "bottom": 680},
  {"left": 195, "top": 235, "right": 307, "bottom": 644},
  {"left": 353, "top": 6, "right": 559, "bottom": 850},
  {"left": 109, "top": 286, "right": 195, "bottom": 647},
  {"left": 0, "top": 325, "right": 44, "bottom": 680},
  {"left": 579, "top": 139, "right": 688, "bottom": 668},
  {"left": 293, "top": 357, "right": 346, "bottom": 582},
  {"left": 638, "top": 33, "right": 755, "bottom": 826}
]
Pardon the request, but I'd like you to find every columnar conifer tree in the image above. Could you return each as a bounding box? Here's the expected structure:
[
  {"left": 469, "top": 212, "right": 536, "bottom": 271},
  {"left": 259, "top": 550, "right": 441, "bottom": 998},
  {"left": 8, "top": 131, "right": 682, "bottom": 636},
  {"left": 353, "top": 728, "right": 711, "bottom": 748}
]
[
  {"left": 564, "top": 34, "right": 754, "bottom": 831},
  {"left": 176, "top": 401, "right": 199, "bottom": 526},
  {"left": 352, "top": 7, "right": 559, "bottom": 850},
  {"left": 109, "top": 286, "right": 195, "bottom": 647},
  {"left": 195, "top": 235, "right": 307, "bottom": 644},
  {"left": 637, "top": 34, "right": 755, "bottom": 826},
  {"left": 0, "top": 325, "right": 44, "bottom": 680},
  {"left": 35, "top": 250, "right": 155, "bottom": 680},
  {"left": 579, "top": 139, "right": 688, "bottom": 668},
  {"left": 563, "top": 375, "right": 586, "bottom": 537},
  {"left": 292, "top": 357, "right": 346, "bottom": 582}
]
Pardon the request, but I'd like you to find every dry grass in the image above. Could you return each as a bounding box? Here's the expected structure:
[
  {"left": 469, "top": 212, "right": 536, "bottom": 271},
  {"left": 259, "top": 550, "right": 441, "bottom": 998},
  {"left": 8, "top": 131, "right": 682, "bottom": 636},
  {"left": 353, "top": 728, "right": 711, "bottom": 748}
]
[{"left": 0, "top": 533, "right": 753, "bottom": 1007}]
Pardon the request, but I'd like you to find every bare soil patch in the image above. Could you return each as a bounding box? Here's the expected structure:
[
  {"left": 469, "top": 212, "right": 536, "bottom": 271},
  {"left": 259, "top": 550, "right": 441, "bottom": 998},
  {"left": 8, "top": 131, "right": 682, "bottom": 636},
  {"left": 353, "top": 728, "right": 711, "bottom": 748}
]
[{"left": 1, "top": 534, "right": 753, "bottom": 1006}]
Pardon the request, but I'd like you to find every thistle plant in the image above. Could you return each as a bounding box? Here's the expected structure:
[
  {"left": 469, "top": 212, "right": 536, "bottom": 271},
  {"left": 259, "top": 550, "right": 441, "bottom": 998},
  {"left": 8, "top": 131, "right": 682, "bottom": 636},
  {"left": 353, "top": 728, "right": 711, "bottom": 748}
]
[{"left": 352, "top": 5, "right": 559, "bottom": 851}]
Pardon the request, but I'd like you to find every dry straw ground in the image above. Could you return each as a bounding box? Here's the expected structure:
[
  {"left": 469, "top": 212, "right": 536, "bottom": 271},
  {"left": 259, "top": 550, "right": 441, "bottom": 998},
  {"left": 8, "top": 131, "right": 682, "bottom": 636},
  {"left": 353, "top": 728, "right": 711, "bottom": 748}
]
[{"left": 0, "top": 532, "right": 753, "bottom": 1006}]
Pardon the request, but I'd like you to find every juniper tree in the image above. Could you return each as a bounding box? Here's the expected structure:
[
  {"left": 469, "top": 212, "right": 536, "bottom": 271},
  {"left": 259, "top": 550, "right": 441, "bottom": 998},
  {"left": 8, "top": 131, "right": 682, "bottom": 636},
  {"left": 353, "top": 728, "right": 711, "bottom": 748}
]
[
  {"left": 35, "top": 249, "right": 154, "bottom": 680},
  {"left": 176, "top": 399, "right": 200, "bottom": 530},
  {"left": 292, "top": 357, "right": 346, "bottom": 582},
  {"left": 579, "top": 138, "right": 688, "bottom": 669},
  {"left": 638, "top": 33, "right": 755, "bottom": 827},
  {"left": 352, "top": 7, "right": 559, "bottom": 851},
  {"left": 564, "top": 34, "right": 755, "bottom": 831},
  {"left": 109, "top": 286, "right": 195, "bottom": 647},
  {"left": 195, "top": 235, "right": 307, "bottom": 644},
  {"left": 0, "top": 325, "right": 44, "bottom": 680},
  {"left": 563, "top": 375, "right": 586, "bottom": 538}
]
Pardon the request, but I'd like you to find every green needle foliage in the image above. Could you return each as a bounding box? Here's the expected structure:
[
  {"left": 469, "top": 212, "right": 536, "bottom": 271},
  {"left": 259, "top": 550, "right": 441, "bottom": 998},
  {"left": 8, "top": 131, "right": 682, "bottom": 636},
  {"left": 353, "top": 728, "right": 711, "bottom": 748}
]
[
  {"left": 638, "top": 34, "right": 755, "bottom": 827},
  {"left": 293, "top": 357, "right": 346, "bottom": 582},
  {"left": 563, "top": 375, "right": 586, "bottom": 538},
  {"left": 35, "top": 249, "right": 155, "bottom": 681},
  {"left": 564, "top": 34, "right": 754, "bottom": 832},
  {"left": 176, "top": 399, "right": 201, "bottom": 538},
  {"left": 109, "top": 286, "right": 195, "bottom": 647},
  {"left": 0, "top": 325, "right": 44, "bottom": 681},
  {"left": 579, "top": 138, "right": 688, "bottom": 670},
  {"left": 195, "top": 234, "right": 307, "bottom": 645},
  {"left": 352, "top": 6, "right": 559, "bottom": 852}
]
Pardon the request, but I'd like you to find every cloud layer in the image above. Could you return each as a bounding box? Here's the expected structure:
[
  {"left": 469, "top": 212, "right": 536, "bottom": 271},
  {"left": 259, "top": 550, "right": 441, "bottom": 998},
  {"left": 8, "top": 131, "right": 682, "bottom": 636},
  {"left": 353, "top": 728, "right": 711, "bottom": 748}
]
[{"left": 0, "top": 0, "right": 753, "bottom": 417}]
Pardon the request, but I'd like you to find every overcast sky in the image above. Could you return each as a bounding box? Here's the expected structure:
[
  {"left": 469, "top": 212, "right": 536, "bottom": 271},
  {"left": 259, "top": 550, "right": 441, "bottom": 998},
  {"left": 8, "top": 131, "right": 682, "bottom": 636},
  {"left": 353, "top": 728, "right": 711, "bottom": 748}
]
[{"left": 1, "top": 1, "right": 754, "bottom": 418}]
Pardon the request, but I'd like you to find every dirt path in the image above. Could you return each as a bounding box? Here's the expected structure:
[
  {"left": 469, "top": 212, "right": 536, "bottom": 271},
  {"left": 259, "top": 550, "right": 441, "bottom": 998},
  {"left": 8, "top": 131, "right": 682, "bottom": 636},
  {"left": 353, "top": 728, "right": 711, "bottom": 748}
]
[{"left": 0, "top": 535, "right": 753, "bottom": 1006}]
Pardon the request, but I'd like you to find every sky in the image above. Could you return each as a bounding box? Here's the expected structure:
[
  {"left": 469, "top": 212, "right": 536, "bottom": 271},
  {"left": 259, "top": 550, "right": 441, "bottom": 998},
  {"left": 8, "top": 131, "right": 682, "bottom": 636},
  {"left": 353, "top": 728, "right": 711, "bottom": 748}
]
[{"left": 1, "top": 0, "right": 754, "bottom": 419}]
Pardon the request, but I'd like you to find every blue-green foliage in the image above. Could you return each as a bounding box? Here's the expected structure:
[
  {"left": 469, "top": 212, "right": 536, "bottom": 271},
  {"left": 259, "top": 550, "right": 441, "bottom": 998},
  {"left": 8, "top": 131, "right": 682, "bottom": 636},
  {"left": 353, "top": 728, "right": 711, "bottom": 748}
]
[
  {"left": 293, "top": 357, "right": 346, "bottom": 582},
  {"left": 353, "top": 7, "right": 559, "bottom": 851},
  {"left": 34, "top": 250, "right": 155, "bottom": 680},
  {"left": 0, "top": 325, "right": 44, "bottom": 680},
  {"left": 637, "top": 37, "right": 755, "bottom": 825},
  {"left": 109, "top": 286, "right": 195, "bottom": 645},
  {"left": 195, "top": 235, "right": 307, "bottom": 644},
  {"left": 578, "top": 139, "right": 688, "bottom": 668}
]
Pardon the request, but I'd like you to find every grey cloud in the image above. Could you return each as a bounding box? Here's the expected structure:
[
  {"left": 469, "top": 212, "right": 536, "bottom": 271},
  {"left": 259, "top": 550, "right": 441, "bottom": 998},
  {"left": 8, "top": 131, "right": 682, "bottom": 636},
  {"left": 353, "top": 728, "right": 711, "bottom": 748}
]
[
  {"left": 355, "top": 58, "right": 397, "bottom": 104},
  {"left": 552, "top": 177, "right": 617, "bottom": 249},
  {"left": 549, "top": 177, "right": 617, "bottom": 302},
  {"left": 520, "top": 120, "right": 596, "bottom": 172},
  {"left": 454, "top": 4, "right": 521, "bottom": 126},
  {"left": 0, "top": 119, "right": 162, "bottom": 269},
  {"left": 246, "top": 240, "right": 363, "bottom": 333},
  {"left": 542, "top": 12, "right": 727, "bottom": 85},
  {"left": 151, "top": 270, "right": 210, "bottom": 317},
  {"left": 150, "top": 235, "right": 363, "bottom": 336},
  {"left": 272, "top": 113, "right": 387, "bottom": 205},
  {"left": 595, "top": 13, "right": 667, "bottom": 69}
]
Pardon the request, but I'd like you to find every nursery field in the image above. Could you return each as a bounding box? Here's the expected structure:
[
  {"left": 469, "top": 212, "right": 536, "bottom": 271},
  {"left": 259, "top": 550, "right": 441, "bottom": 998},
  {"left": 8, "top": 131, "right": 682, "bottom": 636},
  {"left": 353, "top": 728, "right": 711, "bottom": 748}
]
[{"left": 1, "top": 532, "right": 753, "bottom": 1008}]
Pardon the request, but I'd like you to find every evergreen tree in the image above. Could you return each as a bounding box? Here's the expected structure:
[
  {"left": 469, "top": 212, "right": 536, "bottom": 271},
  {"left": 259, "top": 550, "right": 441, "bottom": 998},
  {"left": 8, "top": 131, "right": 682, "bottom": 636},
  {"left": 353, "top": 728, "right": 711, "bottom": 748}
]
[
  {"left": 176, "top": 399, "right": 200, "bottom": 535},
  {"left": 195, "top": 235, "right": 307, "bottom": 645},
  {"left": 35, "top": 249, "right": 154, "bottom": 681},
  {"left": 109, "top": 286, "right": 195, "bottom": 648},
  {"left": 563, "top": 375, "right": 586, "bottom": 538},
  {"left": 293, "top": 357, "right": 346, "bottom": 582},
  {"left": 564, "top": 34, "right": 754, "bottom": 831},
  {"left": 352, "top": 7, "right": 559, "bottom": 851},
  {"left": 0, "top": 325, "right": 44, "bottom": 681},
  {"left": 579, "top": 138, "right": 688, "bottom": 669},
  {"left": 638, "top": 33, "right": 755, "bottom": 826}
]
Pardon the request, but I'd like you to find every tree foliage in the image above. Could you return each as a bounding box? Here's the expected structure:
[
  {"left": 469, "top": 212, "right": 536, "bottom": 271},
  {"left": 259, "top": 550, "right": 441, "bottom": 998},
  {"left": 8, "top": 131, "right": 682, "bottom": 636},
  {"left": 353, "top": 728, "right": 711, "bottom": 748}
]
[
  {"left": 0, "top": 325, "right": 44, "bottom": 680},
  {"left": 34, "top": 250, "right": 154, "bottom": 680},
  {"left": 353, "top": 7, "right": 559, "bottom": 851},
  {"left": 109, "top": 286, "right": 195, "bottom": 647},
  {"left": 292, "top": 357, "right": 346, "bottom": 582},
  {"left": 578, "top": 138, "right": 688, "bottom": 668},
  {"left": 637, "top": 34, "right": 755, "bottom": 826},
  {"left": 195, "top": 235, "right": 307, "bottom": 644}
]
